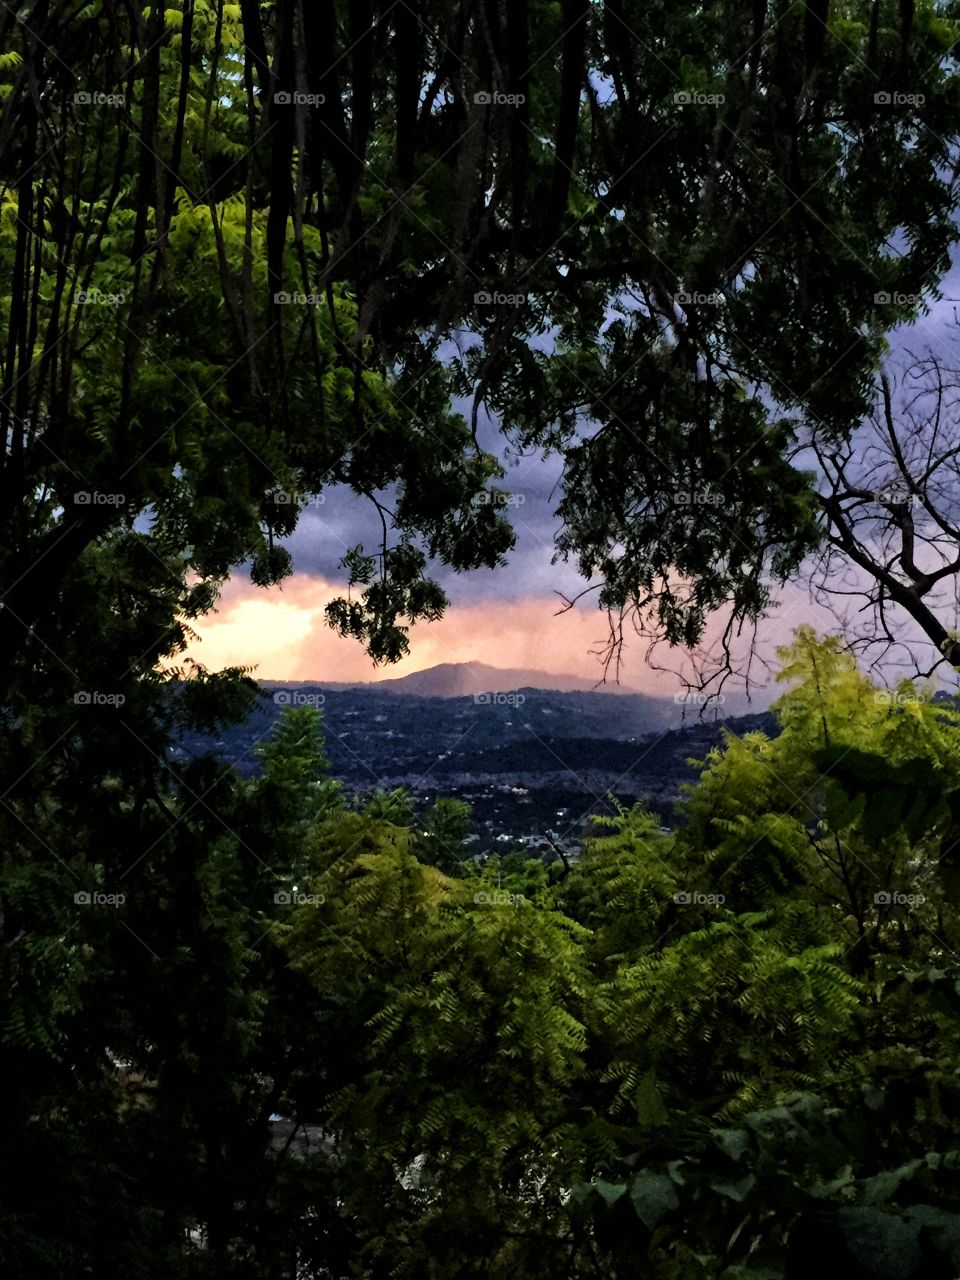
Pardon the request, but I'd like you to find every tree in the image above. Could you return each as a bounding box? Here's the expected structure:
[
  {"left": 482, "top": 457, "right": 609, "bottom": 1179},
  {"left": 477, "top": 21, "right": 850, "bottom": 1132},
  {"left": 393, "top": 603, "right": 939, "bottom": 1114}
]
[
  {"left": 413, "top": 795, "right": 474, "bottom": 873},
  {"left": 676, "top": 627, "right": 960, "bottom": 972},
  {"left": 558, "top": 632, "right": 960, "bottom": 1277},
  {"left": 279, "top": 808, "right": 589, "bottom": 1278},
  {"left": 808, "top": 328, "right": 960, "bottom": 678},
  {"left": 4, "top": 2, "right": 960, "bottom": 1274},
  {"left": 271, "top": 633, "right": 960, "bottom": 1278},
  {"left": 2, "top": 2, "right": 959, "bottom": 679}
]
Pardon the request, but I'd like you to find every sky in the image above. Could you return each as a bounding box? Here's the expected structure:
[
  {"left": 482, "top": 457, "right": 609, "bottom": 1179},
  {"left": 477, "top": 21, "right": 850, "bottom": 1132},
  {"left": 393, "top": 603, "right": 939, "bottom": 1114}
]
[
  {"left": 182, "top": 257, "right": 960, "bottom": 699},
  {"left": 182, "top": 387, "right": 842, "bottom": 699}
]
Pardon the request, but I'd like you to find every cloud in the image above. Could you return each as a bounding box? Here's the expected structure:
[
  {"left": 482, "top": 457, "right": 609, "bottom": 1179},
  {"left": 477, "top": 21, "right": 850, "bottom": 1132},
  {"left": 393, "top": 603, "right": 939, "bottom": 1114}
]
[
  {"left": 180, "top": 570, "right": 835, "bottom": 698},
  {"left": 182, "top": 572, "right": 642, "bottom": 687},
  {"left": 239, "top": 260, "right": 960, "bottom": 691}
]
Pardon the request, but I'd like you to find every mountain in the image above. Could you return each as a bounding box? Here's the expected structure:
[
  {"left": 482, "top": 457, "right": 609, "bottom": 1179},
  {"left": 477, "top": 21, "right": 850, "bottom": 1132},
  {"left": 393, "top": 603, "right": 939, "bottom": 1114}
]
[
  {"left": 368, "top": 660, "right": 621, "bottom": 697},
  {"left": 262, "top": 661, "right": 762, "bottom": 717},
  {"left": 266, "top": 661, "right": 640, "bottom": 698},
  {"left": 174, "top": 677, "right": 775, "bottom": 852}
]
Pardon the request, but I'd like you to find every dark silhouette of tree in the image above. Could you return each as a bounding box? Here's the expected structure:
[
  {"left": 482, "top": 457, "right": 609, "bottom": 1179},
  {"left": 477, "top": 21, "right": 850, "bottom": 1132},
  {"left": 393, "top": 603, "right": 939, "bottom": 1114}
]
[
  {"left": 2, "top": 3, "right": 960, "bottom": 1276},
  {"left": 808, "top": 327, "right": 960, "bottom": 678}
]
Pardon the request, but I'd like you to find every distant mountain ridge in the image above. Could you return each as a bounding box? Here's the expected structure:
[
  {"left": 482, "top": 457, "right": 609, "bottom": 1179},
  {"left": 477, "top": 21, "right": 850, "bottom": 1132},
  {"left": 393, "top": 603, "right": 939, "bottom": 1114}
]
[
  {"left": 263, "top": 665, "right": 634, "bottom": 696},
  {"left": 261, "top": 660, "right": 762, "bottom": 716},
  {"left": 172, "top": 677, "right": 778, "bottom": 851},
  {"left": 265, "top": 660, "right": 639, "bottom": 697},
  {"left": 359, "top": 661, "right": 636, "bottom": 697}
]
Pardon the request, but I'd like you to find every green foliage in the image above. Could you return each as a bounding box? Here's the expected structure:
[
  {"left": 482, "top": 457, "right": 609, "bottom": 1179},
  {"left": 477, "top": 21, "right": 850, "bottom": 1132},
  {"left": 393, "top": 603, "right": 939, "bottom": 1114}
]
[
  {"left": 413, "top": 795, "right": 475, "bottom": 873},
  {"left": 3, "top": 0, "right": 960, "bottom": 1272},
  {"left": 258, "top": 638, "right": 960, "bottom": 1275},
  {"left": 280, "top": 811, "right": 589, "bottom": 1276},
  {"left": 6, "top": 580, "right": 960, "bottom": 1277},
  {"left": 676, "top": 627, "right": 960, "bottom": 975}
]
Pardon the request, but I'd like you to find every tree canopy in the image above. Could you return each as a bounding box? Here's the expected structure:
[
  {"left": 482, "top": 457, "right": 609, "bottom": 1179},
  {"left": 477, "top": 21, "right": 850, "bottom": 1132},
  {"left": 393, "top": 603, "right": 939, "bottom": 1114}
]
[
  {"left": 4, "top": 2, "right": 960, "bottom": 1275},
  {"left": 2, "top": 0, "right": 959, "bottom": 673},
  {"left": 6, "top": 636, "right": 959, "bottom": 1275}
]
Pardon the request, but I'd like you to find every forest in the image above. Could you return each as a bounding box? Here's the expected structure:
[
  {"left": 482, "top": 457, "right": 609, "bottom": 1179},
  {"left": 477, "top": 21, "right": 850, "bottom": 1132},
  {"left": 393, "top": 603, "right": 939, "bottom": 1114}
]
[{"left": 4, "top": 1, "right": 960, "bottom": 1276}]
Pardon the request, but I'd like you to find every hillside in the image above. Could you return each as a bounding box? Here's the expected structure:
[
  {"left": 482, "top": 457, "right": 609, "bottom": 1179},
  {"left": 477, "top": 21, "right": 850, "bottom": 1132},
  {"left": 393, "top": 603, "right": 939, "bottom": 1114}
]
[{"left": 172, "top": 678, "right": 776, "bottom": 851}]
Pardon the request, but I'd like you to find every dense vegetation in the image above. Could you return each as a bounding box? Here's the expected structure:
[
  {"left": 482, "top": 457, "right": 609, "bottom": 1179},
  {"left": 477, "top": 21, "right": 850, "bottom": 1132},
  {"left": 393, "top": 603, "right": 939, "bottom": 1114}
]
[
  {"left": 6, "top": 631, "right": 960, "bottom": 1277},
  {"left": 4, "top": 0, "right": 960, "bottom": 1275}
]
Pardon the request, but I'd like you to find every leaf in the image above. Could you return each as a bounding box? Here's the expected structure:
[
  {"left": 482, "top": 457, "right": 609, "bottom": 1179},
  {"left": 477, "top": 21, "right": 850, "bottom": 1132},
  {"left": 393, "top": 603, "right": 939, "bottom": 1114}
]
[
  {"left": 634, "top": 1069, "right": 668, "bottom": 1128},
  {"left": 808, "top": 1165, "right": 854, "bottom": 1199},
  {"left": 709, "top": 1173, "right": 756, "bottom": 1202},
  {"left": 592, "top": 1179, "right": 627, "bottom": 1208},
  {"left": 836, "top": 1208, "right": 923, "bottom": 1280},
  {"left": 904, "top": 1206, "right": 960, "bottom": 1266},
  {"left": 630, "top": 1170, "right": 679, "bottom": 1229},
  {"left": 862, "top": 1161, "right": 923, "bottom": 1206},
  {"left": 712, "top": 1127, "right": 751, "bottom": 1162}
]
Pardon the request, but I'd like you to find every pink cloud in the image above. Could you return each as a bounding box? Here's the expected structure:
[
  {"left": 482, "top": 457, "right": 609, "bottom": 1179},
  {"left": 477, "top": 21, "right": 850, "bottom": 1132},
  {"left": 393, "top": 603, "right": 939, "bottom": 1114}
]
[{"left": 180, "top": 571, "right": 835, "bottom": 696}]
